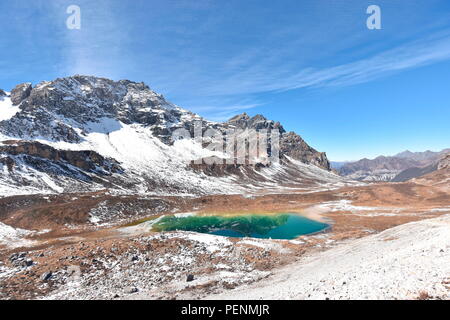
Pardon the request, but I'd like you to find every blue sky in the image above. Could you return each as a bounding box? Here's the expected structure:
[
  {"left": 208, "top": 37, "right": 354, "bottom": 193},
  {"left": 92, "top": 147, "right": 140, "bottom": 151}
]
[{"left": 1, "top": 0, "right": 450, "bottom": 161}]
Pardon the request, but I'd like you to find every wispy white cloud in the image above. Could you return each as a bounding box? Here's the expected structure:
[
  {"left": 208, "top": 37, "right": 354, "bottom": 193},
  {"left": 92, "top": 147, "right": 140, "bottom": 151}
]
[
  {"left": 41, "top": 1, "right": 450, "bottom": 121},
  {"left": 172, "top": 30, "right": 450, "bottom": 119},
  {"left": 198, "top": 31, "right": 450, "bottom": 96}
]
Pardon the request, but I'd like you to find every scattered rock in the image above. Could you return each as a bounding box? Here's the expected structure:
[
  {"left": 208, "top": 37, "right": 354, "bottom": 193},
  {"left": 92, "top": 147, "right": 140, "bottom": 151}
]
[
  {"left": 125, "top": 287, "right": 139, "bottom": 294},
  {"left": 9, "top": 252, "right": 27, "bottom": 262},
  {"left": 186, "top": 274, "right": 195, "bottom": 282},
  {"left": 21, "top": 259, "right": 33, "bottom": 267},
  {"left": 41, "top": 272, "right": 53, "bottom": 281}
]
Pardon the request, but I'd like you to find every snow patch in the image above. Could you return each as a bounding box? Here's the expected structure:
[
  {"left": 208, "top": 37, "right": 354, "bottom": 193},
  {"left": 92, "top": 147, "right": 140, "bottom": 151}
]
[
  {"left": 0, "top": 97, "right": 20, "bottom": 122},
  {"left": 0, "top": 222, "right": 36, "bottom": 249}
]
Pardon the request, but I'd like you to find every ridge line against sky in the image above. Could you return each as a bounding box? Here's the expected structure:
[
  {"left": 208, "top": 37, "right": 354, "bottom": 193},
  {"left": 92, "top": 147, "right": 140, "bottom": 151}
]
[{"left": 1, "top": 0, "right": 450, "bottom": 161}]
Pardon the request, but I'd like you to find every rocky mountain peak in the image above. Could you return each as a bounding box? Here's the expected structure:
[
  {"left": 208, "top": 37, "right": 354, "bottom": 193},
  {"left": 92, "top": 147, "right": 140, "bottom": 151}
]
[
  {"left": 227, "top": 113, "right": 251, "bottom": 126},
  {"left": 395, "top": 150, "right": 413, "bottom": 158},
  {"left": 0, "top": 76, "right": 198, "bottom": 144},
  {"left": 0, "top": 75, "right": 331, "bottom": 177},
  {"left": 0, "top": 89, "right": 6, "bottom": 97},
  {"left": 226, "top": 112, "right": 286, "bottom": 133},
  {"left": 394, "top": 149, "right": 446, "bottom": 162},
  {"left": 221, "top": 112, "right": 331, "bottom": 168},
  {"left": 10, "top": 83, "right": 32, "bottom": 105}
]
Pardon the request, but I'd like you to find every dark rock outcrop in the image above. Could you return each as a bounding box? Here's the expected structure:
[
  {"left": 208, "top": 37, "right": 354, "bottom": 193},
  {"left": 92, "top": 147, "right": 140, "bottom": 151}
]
[
  {"left": 0, "top": 89, "right": 6, "bottom": 97},
  {"left": 0, "top": 140, "right": 122, "bottom": 174},
  {"left": 227, "top": 113, "right": 285, "bottom": 133},
  {"left": 0, "top": 156, "right": 15, "bottom": 172},
  {"left": 438, "top": 154, "right": 450, "bottom": 170},
  {"left": 10, "top": 83, "right": 32, "bottom": 105},
  {"left": 186, "top": 274, "right": 195, "bottom": 282},
  {"left": 280, "top": 132, "right": 330, "bottom": 170},
  {"left": 41, "top": 272, "right": 53, "bottom": 282}
]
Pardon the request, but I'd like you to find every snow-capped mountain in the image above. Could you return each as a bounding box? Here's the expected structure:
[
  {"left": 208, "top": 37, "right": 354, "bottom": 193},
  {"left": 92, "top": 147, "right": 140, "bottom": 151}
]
[{"left": 0, "top": 75, "right": 341, "bottom": 197}]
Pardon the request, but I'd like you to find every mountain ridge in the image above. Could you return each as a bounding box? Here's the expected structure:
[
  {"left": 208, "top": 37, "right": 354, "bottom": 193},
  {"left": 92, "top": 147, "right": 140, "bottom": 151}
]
[
  {"left": 336, "top": 148, "right": 449, "bottom": 182},
  {"left": 0, "top": 75, "right": 339, "bottom": 197}
]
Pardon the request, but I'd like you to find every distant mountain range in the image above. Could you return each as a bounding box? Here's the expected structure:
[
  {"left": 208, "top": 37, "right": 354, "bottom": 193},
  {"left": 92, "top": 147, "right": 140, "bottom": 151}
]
[
  {"left": 411, "top": 153, "right": 450, "bottom": 191},
  {"left": 333, "top": 149, "right": 450, "bottom": 182}
]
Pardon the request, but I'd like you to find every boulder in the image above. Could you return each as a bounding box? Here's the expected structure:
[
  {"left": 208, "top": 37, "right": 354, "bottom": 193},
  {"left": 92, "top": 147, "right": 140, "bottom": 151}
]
[
  {"left": 186, "top": 274, "right": 195, "bottom": 282},
  {"left": 125, "top": 287, "right": 139, "bottom": 294},
  {"left": 41, "top": 271, "right": 53, "bottom": 281},
  {"left": 21, "top": 259, "right": 34, "bottom": 267}
]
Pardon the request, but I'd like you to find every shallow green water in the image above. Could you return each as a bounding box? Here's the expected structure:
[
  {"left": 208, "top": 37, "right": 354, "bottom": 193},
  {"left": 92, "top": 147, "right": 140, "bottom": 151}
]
[{"left": 151, "top": 213, "right": 329, "bottom": 240}]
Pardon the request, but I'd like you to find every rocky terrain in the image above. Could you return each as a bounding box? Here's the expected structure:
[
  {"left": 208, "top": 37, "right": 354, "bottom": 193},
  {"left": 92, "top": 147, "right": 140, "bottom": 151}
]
[
  {"left": 0, "top": 176, "right": 449, "bottom": 300},
  {"left": 207, "top": 215, "right": 450, "bottom": 300}
]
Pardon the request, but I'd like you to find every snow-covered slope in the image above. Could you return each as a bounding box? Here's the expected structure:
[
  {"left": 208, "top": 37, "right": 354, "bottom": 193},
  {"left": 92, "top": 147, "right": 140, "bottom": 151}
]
[
  {"left": 0, "top": 76, "right": 345, "bottom": 197},
  {"left": 0, "top": 96, "right": 20, "bottom": 122},
  {"left": 208, "top": 214, "right": 450, "bottom": 300},
  {"left": 0, "top": 222, "right": 36, "bottom": 249}
]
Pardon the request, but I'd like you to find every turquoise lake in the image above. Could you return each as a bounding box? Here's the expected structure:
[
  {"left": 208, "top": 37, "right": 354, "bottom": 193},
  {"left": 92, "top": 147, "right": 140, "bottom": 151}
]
[{"left": 151, "top": 213, "right": 329, "bottom": 240}]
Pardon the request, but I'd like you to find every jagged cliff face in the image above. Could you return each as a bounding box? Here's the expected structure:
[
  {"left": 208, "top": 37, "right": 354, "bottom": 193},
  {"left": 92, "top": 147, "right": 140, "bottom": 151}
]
[
  {"left": 0, "top": 76, "right": 338, "bottom": 197},
  {"left": 2, "top": 76, "right": 200, "bottom": 144},
  {"left": 0, "top": 140, "right": 122, "bottom": 174},
  {"left": 438, "top": 154, "right": 450, "bottom": 170},
  {"left": 224, "top": 113, "right": 330, "bottom": 170}
]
